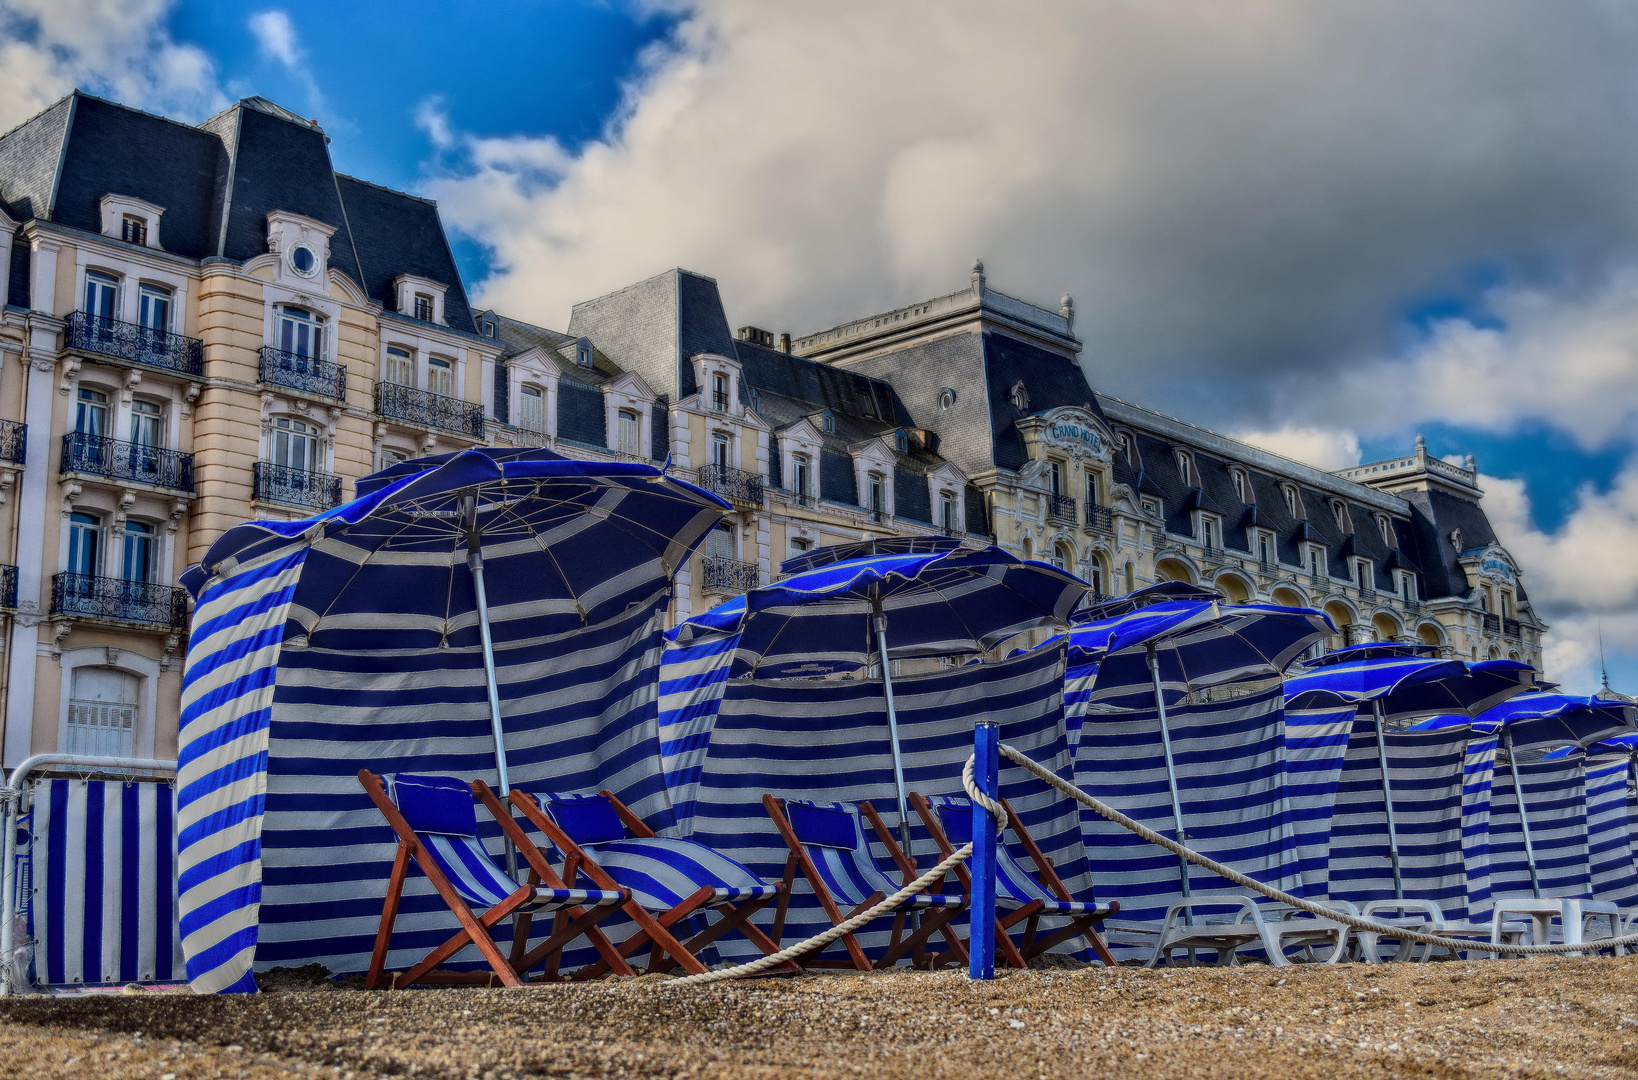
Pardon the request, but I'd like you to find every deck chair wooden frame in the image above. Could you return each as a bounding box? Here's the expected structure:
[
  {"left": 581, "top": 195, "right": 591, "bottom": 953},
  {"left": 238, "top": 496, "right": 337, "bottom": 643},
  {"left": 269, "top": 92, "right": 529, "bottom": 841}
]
[
  {"left": 501, "top": 784, "right": 800, "bottom": 979},
  {"left": 910, "top": 790, "right": 1119, "bottom": 967},
  {"left": 358, "top": 770, "right": 636, "bottom": 988},
  {"left": 762, "top": 794, "right": 967, "bottom": 971}
]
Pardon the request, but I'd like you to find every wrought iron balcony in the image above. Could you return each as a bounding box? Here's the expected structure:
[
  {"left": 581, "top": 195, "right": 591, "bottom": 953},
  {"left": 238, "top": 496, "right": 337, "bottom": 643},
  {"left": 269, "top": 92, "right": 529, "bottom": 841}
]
[
  {"left": 375, "top": 381, "right": 485, "bottom": 439},
  {"left": 61, "top": 433, "right": 193, "bottom": 493},
  {"left": 1483, "top": 613, "right": 1501, "bottom": 636},
  {"left": 783, "top": 488, "right": 813, "bottom": 508},
  {"left": 0, "top": 419, "right": 25, "bottom": 465},
  {"left": 1048, "top": 494, "right": 1077, "bottom": 526},
  {"left": 711, "top": 391, "right": 731, "bottom": 413},
  {"left": 696, "top": 463, "right": 764, "bottom": 507},
  {"left": 1085, "top": 504, "right": 1112, "bottom": 534},
  {"left": 1402, "top": 597, "right": 1420, "bottom": 616},
  {"left": 702, "top": 556, "right": 760, "bottom": 594},
  {"left": 259, "top": 346, "right": 347, "bottom": 400},
  {"left": 0, "top": 563, "right": 15, "bottom": 610},
  {"left": 50, "top": 573, "right": 188, "bottom": 630},
  {"left": 1504, "top": 617, "right": 1523, "bottom": 640},
  {"left": 64, "top": 312, "right": 203, "bottom": 377},
  {"left": 254, "top": 461, "right": 343, "bottom": 512}
]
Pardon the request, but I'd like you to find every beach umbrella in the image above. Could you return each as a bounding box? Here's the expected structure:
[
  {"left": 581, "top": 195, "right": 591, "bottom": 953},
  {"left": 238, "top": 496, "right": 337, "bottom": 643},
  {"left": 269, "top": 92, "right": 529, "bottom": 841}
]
[
  {"left": 1056, "top": 597, "right": 1334, "bottom": 899},
  {"left": 671, "top": 544, "right": 1091, "bottom": 853},
  {"left": 1285, "top": 645, "right": 1538, "bottom": 898},
  {"left": 1417, "top": 693, "right": 1635, "bottom": 897},
  {"left": 183, "top": 446, "right": 729, "bottom": 869}
]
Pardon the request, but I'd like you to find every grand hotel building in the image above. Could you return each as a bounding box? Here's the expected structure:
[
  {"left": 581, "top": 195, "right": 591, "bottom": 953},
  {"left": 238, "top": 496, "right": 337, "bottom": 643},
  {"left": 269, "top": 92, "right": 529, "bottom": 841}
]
[{"left": 0, "top": 93, "right": 1545, "bottom": 766}]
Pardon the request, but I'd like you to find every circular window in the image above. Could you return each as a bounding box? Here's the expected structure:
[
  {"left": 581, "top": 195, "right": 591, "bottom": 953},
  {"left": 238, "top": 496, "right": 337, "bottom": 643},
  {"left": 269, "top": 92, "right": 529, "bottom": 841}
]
[
  {"left": 938, "top": 388, "right": 956, "bottom": 410},
  {"left": 289, "top": 245, "right": 316, "bottom": 276}
]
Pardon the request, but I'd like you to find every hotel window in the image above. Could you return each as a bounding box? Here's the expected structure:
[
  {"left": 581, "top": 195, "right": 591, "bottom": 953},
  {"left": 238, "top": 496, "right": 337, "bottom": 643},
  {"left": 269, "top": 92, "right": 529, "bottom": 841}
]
[
  {"left": 1088, "top": 560, "right": 1104, "bottom": 595},
  {"left": 84, "top": 271, "right": 118, "bottom": 321},
  {"left": 517, "top": 385, "right": 545, "bottom": 433},
  {"left": 711, "top": 432, "right": 730, "bottom": 468},
  {"left": 940, "top": 491, "right": 956, "bottom": 533},
  {"left": 821, "top": 411, "right": 835, "bottom": 434},
  {"left": 1378, "top": 514, "right": 1394, "bottom": 546},
  {"left": 67, "top": 512, "right": 103, "bottom": 578},
  {"left": 867, "top": 473, "right": 885, "bottom": 521},
  {"left": 617, "top": 409, "right": 641, "bottom": 456},
  {"left": 413, "top": 293, "right": 434, "bottom": 322},
  {"left": 1500, "top": 592, "right": 1511, "bottom": 619},
  {"left": 1048, "top": 460, "right": 1065, "bottom": 496},
  {"left": 1201, "top": 517, "right": 1220, "bottom": 551},
  {"left": 67, "top": 667, "right": 138, "bottom": 758},
  {"left": 1283, "top": 486, "right": 1299, "bottom": 517},
  {"left": 576, "top": 340, "right": 593, "bottom": 368},
  {"left": 380, "top": 447, "right": 408, "bottom": 470},
  {"left": 427, "top": 357, "right": 454, "bottom": 398},
  {"left": 1355, "top": 559, "right": 1369, "bottom": 590},
  {"left": 792, "top": 454, "right": 812, "bottom": 499},
  {"left": 1402, "top": 573, "right": 1417, "bottom": 601},
  {"left": 121, "top": 520, "right": 156, "bottom": 583},
  {"left": 1258, "top": 532, "right": 1274, "bottom": 565},
  {"left": 384, "top": 346, "right": 414, "bottom": 386},
  {"left": 789, "top": 537, "right": 812, "bottom": 558},
  {"left": 278, "top": 306, "right": 326, "bottom": 359},
  {"left": 138, "top": 284, "right": 171, "bottom": 333},
  {"left": 1085, "top": 473, "right": 1100, "bottom": 506},
  {"left": 1232, "top": 469, "right": 1248, "bottom": 503},
  {"left": 1052, "top": 542, "right": 1072, "bottom": 571},
  {"left": 712, "top": 372, "right": 730, "bottom": 412},
  {"left": 271, "top": 416, "right": 319, "bottom": 473},
  {"left": 706, "top": 522, "right": 736, "bottom": 560},
  {"left": 894, "top": 430, "right": 907, "bottom": 453},
  {"left": 75, "top": 387, "right": 108, "bottom": 437},
  {"left": 1142, "top": 498, "right": 1160, "bottom": 517},
  {"left": 121, "top": 215, "right": 147, "bottom": 246},
  {"left": 130, "top": 399, "right": 164, "bottom": 448},
  {"left": 1331, "top": 501, "right": 1349, "bottom": 531},
  {"left": 1175, "top": 452, "right": 1192, "bottom": 487}
]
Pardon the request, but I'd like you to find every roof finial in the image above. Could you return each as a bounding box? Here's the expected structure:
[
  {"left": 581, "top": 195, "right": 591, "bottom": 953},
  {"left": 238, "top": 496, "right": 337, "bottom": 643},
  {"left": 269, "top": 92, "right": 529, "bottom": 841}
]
[
  {"left": 971, "top": 258, "right": 985, "bottom": 293},
  {"left": 1600, "top": 622, "right": 1612, "bottom": 693},
  {"left": 1464, "top": 452, "right": 1477, "bottom": 473},
  {"left": 1414, "top": 432, "right": 1426, "bottom": 452},
  {"left": 1060, "top": 294, "right": 1074, "bottom": 330}
]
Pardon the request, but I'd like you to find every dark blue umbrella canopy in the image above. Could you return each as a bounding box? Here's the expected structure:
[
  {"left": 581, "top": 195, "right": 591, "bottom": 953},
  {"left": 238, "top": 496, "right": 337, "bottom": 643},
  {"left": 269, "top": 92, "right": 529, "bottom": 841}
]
[
  {"left": 183, "top": 447, "right": 729, "bottom": 650},
  {"left": 672, "top": 545, "right": 1091, "bottom": 678},
  {"left": 1417, "top": 692, "right": 1636, "bottom": 757},
  {"left": 1284, "top": 644, "right": 1536, "bottom": 725}
]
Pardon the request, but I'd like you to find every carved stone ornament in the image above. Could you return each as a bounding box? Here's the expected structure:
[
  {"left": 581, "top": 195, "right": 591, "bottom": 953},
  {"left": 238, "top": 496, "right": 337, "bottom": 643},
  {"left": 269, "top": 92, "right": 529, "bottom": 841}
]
[
  {"left": 121, "top": 369, "right": 143, "bottom": 404},
  {"left": 182, "top": 382, "right": 202, "bottom": 417},
  {"left": 57, "top": 355, "right": 80, "bottom": 393}
]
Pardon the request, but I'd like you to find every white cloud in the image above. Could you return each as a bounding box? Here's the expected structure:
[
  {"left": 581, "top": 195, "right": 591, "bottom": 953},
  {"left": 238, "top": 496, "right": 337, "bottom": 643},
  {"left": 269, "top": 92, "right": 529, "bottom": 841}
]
[
  {"left": 0, "top": 0, "right": 224, "bottom": 131},
  {"left": 248, "top": 10, "right": 300, "bottom": 68},
  {"left": 1229, "top": 427, "right": 1362, "bottom": 473},
  {"left": 415, "top": 95, "right": 453, "bottom": 151}
]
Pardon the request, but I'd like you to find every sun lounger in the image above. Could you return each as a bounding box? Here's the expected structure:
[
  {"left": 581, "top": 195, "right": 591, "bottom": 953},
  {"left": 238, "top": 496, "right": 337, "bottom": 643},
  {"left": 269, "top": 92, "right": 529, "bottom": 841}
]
[
  {"left": 1491, "top": 897, "right": 1625, "bottom": 956},
  {"left": 357, "top": 770, "right": 633, "bottom": 988},
  {"left": 1144, "top": 896, "right": 1352, "bottom": 968},
  {"left": 910, "top": 791, "right": 1118, "bottom": 967},
  {"left": 1353, "top": 899, "right": 1530, "bottom": 962},
  {"left": 505, "top": 785, "right": 800, "bottom": 978},
  {"left": 763, "top": 796, "right": 967, "bottom": 970}
]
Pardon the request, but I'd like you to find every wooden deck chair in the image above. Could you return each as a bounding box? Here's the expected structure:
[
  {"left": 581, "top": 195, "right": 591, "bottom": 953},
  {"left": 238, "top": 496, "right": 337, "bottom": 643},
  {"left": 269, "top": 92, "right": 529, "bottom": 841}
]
[
  {"left": 501, "top": 785, "right": 800, "bottom": 978},
  {"left": 762, "top": 795, "right": 967, "bottom": 970},
  {"left": 911, "top": 791, "right": 1119, "bottom": 967},
  {"left": 358, "top": 770, "right": 635, "bottom": 988}
]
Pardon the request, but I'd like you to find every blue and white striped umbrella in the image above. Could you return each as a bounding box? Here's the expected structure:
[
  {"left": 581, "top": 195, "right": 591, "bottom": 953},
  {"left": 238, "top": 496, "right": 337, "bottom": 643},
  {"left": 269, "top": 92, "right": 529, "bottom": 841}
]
[{"left": 1424, "top": 692, "right": 1636, "bottom": 757}]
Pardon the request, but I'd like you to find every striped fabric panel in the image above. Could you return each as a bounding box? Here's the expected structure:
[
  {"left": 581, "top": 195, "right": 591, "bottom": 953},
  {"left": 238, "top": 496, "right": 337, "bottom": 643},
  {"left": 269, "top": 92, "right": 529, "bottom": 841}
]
[
  {"left": 688, "top": 646, "right": 1079, "bottom": 962},
  {"left": 253, "top": 598, "right": 676, "bottom": 979},
  {"left": 1281, "top": 704, "right": 1356, "bottom": 898},
  {"left": 1488, "top": 757, "right": 1592, "bottom": 901},
  {"left": 25, "top": 777, "right": 182, "bottom": 988},
  {"left": 656, "top": 630, "right": 742, "bottom": 836},
  {"left": 586, "top": 838, "right": 775, "bottom": 911},
  {"left": 1327, "top": 725, "right": 1472, "bottom": 922},
  {"left": 1075, "top": 683, "right": 1298, "bottom": 956},
  {"left": 176, "top": 546, "right": 309, "bottom": 995},
  {"left": 925, "top": 796, "right": 1101, "bottom": 916},
  {"left": 1459, "top": 735, "right": 1499, "bottom": 917},
  {"left": 1584, "top": 758, "right": 1638, "bottom": 905},
  {"left": 421, "top": 835, "right": 621, "bottom": 910},
  {"left": 1061, "top": 659, "right": 1099, "bottom": 758}
]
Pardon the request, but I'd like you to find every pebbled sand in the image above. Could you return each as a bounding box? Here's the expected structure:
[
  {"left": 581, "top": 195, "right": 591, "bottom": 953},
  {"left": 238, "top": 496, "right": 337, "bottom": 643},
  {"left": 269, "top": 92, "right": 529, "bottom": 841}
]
[{"left": 3, "top": 957, "right": 1638, "bottom": 1079}]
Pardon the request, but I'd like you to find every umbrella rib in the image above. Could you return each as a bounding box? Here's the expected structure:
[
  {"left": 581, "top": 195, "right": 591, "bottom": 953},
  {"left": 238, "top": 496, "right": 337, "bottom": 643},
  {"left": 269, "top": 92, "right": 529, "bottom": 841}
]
[
  {"left": 498, "top": 498, "right": 582, "bottom": 614},
  {"left": 306, "top": 513, "right": 424, "bottom": 632}
]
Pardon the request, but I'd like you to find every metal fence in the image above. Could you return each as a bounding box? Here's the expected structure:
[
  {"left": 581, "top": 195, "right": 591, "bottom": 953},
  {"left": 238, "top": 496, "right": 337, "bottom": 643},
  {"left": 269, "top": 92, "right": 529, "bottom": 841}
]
[
  {"left": 49, "top": 574, "right": 189, "bottom": 629},
  {"left": 374, "top": 382, "right": 485, "bottom": 439},
  {"left": 254, "top": 461, "right": 343, "bottom": 511},
  {"left": 259, "top": 346, "right": 347, "bottom": 400},
  {"left": 65, "top": 312, "right": 203, "bottom": 377},
  {"left": 60, "top": 433, "right": 193, "bottom": 493}
]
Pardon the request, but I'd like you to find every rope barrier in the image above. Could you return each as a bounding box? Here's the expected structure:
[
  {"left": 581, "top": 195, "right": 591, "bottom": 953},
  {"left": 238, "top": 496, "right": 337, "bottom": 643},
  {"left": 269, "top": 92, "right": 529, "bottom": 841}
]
[{"left": 996, "top": 742, "right": 1638, "bottom": 959}]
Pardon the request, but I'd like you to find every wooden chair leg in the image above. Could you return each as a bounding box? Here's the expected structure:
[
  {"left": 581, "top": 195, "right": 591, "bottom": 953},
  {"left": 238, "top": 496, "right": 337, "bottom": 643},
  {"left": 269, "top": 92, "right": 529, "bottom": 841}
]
[{"left": 366, "top": 842, "right": 411, "bottom": 990}]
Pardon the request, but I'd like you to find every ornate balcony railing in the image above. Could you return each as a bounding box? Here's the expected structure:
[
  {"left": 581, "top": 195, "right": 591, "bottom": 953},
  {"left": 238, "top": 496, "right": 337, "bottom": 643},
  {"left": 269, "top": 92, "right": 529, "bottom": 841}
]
[
  {"left": 259, "top": 346, "right": 347, "bottom": 400},
  {"left": 1504, "top": 617, "right": 1523, "bottom": 640},
  {"left": 61, "top": 433, "right": 193, "bottom": 493},
  {"left": 782, "top": 488, "right": 813, "bottom": 508},
  {"left": 65, "top": 312, "right": 203, "bottom": 377},
  {"left": 1085, "top": 504, "right": 1112, "bottom": 534},
  {"left": 1402, "top": 597, "right": 1420, "bottom": 616},
  {"left": 1048, "top": 494, "right": 1077, "bottom": 525},
  {"left": 1483, "top": 613, "right": 1502, "bottom": 636},
  {"left": 696, "top": 463, "right": 764, "bottom": 507},
  {"left": 0, "top": 419, "right": 25, "bottom": 465},
  {"left": 375, "top": 381, "right": 485, "bottom": 439},
  {"left": 254, "top": 461, "right": 343, "bottom": 512},
  {"left": 50, "top": 573, "right": 188, "bottom": 629},
  {"left": 0, "top": 563, "right": 15, "bottom": 610},
  {"left": 711, "top": 391, "right": 731, "bottom": 412},
  {"left": 702, "top": 556, "right": 760, "bottom": 594}
]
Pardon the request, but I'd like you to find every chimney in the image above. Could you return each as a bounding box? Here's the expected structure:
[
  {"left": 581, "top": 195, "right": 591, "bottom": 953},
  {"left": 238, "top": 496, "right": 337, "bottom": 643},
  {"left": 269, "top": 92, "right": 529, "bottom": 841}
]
[{"left": 779, "top": 332, "right": 792, "bottom": 354}]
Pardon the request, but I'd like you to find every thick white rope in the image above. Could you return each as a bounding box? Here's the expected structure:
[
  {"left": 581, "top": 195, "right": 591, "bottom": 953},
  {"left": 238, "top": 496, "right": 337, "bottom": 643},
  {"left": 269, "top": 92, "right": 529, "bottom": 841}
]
[
  {"left": 996, "top": 742, "right": 1638, "bottom": 959},
  {"left": 661, "top": 759, "right": 1004, "bottom": 988}
]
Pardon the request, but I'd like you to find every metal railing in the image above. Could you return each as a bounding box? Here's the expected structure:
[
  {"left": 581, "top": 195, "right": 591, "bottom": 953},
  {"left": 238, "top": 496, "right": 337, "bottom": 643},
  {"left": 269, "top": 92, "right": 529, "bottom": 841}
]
[
  {"left": 1310, "top": 573, "right": 1329, "bottom": 590},
  {"left": 1483, "top": 613, "right": 1501, "bottom": 636},
  {"left": 375, "top": 381, "right": 486, "bottom": 439},
  {"left": 1504, "top": 617, "right": 1522, "bottom": 639},
  {"left": 1048, "top": 494, "right": 1077, "bottom": 525},
  {"left": 0, "top": 564, "right": 15, "bottom": 609},
  {"left": 712, "top": 391, "right": 731, "bottom": 412},
  {"left": 65, "top": 312, "right": 203, "bottom": 377},
  {"left": 702, "top": 556, "right": 760, "bottom": 594},
  {"left": 60, "top": 433, "right": 193, "bottom": 492},
  {"left": 50, "top": 573, "right": 188, "bottom": 629},
  {"left": 1403, "top": 597, "right": 1420, "bottom": 615},
  {"left": 1257, "top": 558, "right": 1277, "bottom": 575},
  {"left": 784, "top": 488, "right": 813, "bottom": 508},
  {"left": 254, "top": 461, "right": 343, "bottom": 511},
  {"left": 696, "top": 462, "right": 764, "bottom": 506},
  {"left": 259, "top": 346, "right": 347, "bottom": 400},
  {"left": 0, "top": 420, "right": 24, "bottom": 465},
  {"left": 1085, "top": 505, "right": 1112, "bottom": 534}
]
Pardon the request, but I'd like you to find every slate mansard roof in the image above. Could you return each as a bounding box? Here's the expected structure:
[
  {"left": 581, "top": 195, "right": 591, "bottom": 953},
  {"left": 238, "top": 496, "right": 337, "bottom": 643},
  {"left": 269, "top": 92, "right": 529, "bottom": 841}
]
[{"left": 0, "top": 92, "right": 478, "bottom": 333}]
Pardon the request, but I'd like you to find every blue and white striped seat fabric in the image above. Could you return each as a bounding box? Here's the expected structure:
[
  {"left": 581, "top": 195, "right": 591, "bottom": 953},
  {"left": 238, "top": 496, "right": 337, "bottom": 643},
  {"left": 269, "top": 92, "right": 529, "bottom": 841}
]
[
  {"left": 656, "top": 629, "right": 742, "bottom": 836},
  {"left": 927, "top": 796, "right": 1107, "bottom": 916},
  {"left": 25, "top": 776, "right": 184, "bottom": 988},
  {"left": 1584, "top": 756, "right": 1638, "bottom": 905},
  {"left": 1488, "top": 757, "right": 1592, "bottom": 900},
  {"left": 785, "top": 801, "right": 962, "bottom": 911},
  {"left": 1281, "top": 704, "right": 1356, "bottom": 898}
]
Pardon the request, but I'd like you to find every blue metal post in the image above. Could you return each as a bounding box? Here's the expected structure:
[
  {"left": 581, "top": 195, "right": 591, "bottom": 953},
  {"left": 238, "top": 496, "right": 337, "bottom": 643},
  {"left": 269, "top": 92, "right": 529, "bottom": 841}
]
[{"left": 969, "top": 721, "right": 999, "bottom": 980}]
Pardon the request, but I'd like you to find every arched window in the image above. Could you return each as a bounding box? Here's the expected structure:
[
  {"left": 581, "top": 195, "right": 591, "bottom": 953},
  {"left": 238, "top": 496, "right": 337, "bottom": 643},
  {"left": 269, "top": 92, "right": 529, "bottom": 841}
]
[
  {"left": 1175, "top": 451, "right": 1192, "bottom": 487},
  {"left": 67, "top": 667, "right": 138, "bottom": 757},
  {"left": 427, "top": 356, "right": 454, "bottom": 398},
  {"left": 517, "top": 385, "right": 545, "bottom": 434},
  {"left": 1377, "top": 514, "right": 1394, "bottom": 546},
  {"left": 1232, "top": 469, "right": 1248, "bottom": 503},
  {"left": 277, "top": 306, "right": 326, "bottom": 359},
  {"left": 791, "top": 454, "right": 812, "bottom": 501},
  {"left": 1052, "top": 541, "right": 1073, "bottom": 571},
  {"left": 84, "top": 271, "right": 118, "bottom": 321},
  {"left": 711, "top": 431, "right": 731, "bottom": 468},
  {"left": 867, "top": 473, "right": 886, "bottom": 522},
  {"left": 384, "top": 346, "right": 414, "bottom": 386},
  {"left": 1283, "top": 485, "right": 1299, "bottom": 517},
  {"left": 939, "top": 491, "right": 956, "bottom": 533},
  {"left": 271, "top": 416, "right": 320, "bottom": 473}
]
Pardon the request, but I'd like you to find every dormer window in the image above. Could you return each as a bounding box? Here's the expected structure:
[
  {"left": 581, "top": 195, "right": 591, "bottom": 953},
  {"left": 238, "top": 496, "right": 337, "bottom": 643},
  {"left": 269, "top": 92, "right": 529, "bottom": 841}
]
[
  {"left": 121, "top": 215, "right": 147, "bottom": 246},
  {"left": 576, "top": 339, "right": 594, "bottom": 368},
  {"left": 1331, "top": 500, "right": 1351, "bottom": 532},
  {"left": 711, "top": 372, "right": 729, "bottom": 411},
  {"left": 1377, "top": 514, "right": 1394, "bottom": 547},
  {"left": 1283, "top": 485, "right": 1300, "bottom": 518},
  {"left": 1010, "top": 380, "right": 1029, "bottom": 410},
  {"left": 822, "top": 410, "right": 835, "bottom": 435},
  {"left": 938, "top": 388, "right": 956, "bottom": 411},
  {"left": 894, "top": 430, "right": 908, "bottom": 453},
  {"left": 392, "top": 273, "right": 446, "bottom": 324},
  {"left": 1175, "top": 451, "right": 1193, "bottom": 487},
  {"left": 747, "top": 388, "right": 761, "bottom": 412},
  {"left": 1200, "top": 515, "right": 1221, "bottom": 552},
  {"left": 413, "top": 293, "right": 434, "bottom": 322},
  {"left": 940, "top": 491, "right": 957, "bottom": 533},
  {"left": 1142, "top": 497, "right": 1160, "bottom": 517},
  {"left": 1231, "top": 468, "right": 1248, "bottom": 503}
]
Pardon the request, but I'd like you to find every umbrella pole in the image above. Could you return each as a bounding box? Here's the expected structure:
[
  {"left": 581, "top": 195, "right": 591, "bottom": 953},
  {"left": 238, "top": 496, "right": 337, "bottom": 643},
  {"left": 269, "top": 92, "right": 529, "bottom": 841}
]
[
  {"left": 1147, "top": 647, "right": 1190, "bottom": 901},
  {"left": 873, "top": 611, "right": 914, "bottom": 862},
  {"left": 1371, "top": 699, "right": 1404, "bottom": 901},
  {"left": 1502, "top": 728, "right": 1541, "bottom": 899},
  {"left": 465, "top": 498, "right": 517, "bottom": 879}
]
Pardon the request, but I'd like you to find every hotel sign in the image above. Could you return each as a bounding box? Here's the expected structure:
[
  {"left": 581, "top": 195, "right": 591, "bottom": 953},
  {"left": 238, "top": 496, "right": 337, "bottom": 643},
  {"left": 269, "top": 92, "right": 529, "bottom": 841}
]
[
  {"left": 1479, "top": 554, "right": 1514, "bottom": 582},
  {"left": 1048, "top": 421, "right": 1103, "bottom": 454}
]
